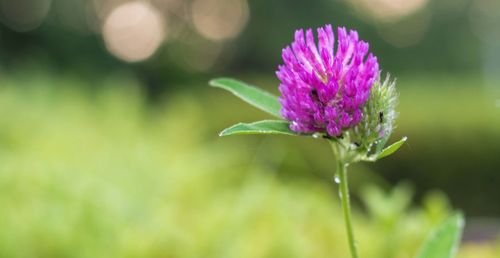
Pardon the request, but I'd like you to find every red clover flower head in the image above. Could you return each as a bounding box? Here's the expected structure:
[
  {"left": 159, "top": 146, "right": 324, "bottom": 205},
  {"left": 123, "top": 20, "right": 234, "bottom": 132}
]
[{"left": 277, "top": 24, "right": 380, "bottom": 137}]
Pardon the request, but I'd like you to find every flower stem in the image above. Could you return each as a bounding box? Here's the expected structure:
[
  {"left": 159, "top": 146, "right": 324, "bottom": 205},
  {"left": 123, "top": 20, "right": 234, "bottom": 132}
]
[{"left": 337, "top": 160, "right": 360, "bottom": 258}]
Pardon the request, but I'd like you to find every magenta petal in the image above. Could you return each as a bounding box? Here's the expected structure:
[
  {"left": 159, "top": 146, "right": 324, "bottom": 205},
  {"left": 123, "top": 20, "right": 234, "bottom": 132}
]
[{"left": 277, "top": 24, "right": 379, "bottom": 137}]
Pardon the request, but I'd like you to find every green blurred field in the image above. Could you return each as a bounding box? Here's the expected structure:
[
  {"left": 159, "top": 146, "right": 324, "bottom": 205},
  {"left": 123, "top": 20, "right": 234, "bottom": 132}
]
[{"left": 0, "top": 72, "right": 499, "bottom": 257}]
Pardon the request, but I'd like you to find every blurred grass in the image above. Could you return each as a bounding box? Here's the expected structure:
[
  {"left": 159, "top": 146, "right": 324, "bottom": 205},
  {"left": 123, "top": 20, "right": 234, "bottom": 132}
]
[{"left": 0, "top": 72, "right": 499, "bottom": 257}]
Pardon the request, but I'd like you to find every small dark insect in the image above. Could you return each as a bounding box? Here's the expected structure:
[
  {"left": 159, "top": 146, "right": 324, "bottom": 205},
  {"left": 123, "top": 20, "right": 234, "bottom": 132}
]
[
  {"left": 354, "top": 142, "right": 361, "bottom": 147},
  {"left": 310, "top": 89, "right": 319, "bottom": 101},
  {"left": 379, "top": 112, "right": 384, "bottom": 123}
]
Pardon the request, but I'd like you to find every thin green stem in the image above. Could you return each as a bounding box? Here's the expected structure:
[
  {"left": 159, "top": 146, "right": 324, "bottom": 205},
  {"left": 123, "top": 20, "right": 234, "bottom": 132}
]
[{"left": 337, "top": 160, "right": 360, "bottom": 258}]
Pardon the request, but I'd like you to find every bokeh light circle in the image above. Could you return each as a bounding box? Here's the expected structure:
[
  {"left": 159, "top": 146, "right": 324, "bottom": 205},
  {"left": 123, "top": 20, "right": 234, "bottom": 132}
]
[
  {"left": 0, "top": 0, "right": 52, "bottom": 32},
  {"left": 102, "top": 1, "right": 166, "bottom": 62},
  {"left": 347, "top": 0, "right": 429, "bottom": 23},
  {"left": 191, "top": 0, "right": 249, "bottom": 41}
]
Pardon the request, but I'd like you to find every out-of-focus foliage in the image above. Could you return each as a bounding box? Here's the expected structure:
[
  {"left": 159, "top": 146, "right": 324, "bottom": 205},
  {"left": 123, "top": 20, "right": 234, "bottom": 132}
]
[
  {"left": 0, "top": 73, "right": 498, "bottom": 257},
  {"left": 415, "top": 213, "right": 464, "bottom": 258}
]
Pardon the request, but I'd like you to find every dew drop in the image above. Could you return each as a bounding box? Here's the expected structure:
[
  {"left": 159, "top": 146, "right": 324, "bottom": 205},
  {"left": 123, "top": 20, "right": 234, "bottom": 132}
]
[
  {"left": 312, "top": 133, "right": 321, "bottom": 139},
  {"left": 334, "top": 175, "right": 340, "bottom": 184}
]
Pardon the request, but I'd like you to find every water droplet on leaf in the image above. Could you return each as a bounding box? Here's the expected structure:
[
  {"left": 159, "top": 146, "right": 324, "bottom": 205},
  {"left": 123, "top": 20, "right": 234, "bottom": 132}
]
[{"left": 312, "top": 133, "right": 321, "bottom": 139}]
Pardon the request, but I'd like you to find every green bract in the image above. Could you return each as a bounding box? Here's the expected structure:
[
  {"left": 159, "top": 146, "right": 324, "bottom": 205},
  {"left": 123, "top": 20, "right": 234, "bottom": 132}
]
[{"left": 353, "top": 75, "right": 398, "bottom": 154}]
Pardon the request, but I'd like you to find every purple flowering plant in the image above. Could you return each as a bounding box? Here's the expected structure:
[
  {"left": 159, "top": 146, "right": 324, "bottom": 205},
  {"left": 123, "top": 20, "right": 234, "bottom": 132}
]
[{"left": 210, "top": 24, "right": 463, "bottom": 258}]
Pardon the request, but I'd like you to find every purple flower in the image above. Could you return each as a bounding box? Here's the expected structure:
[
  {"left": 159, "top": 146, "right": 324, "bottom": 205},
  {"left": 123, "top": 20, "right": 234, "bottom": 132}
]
[{"left": 277, "top": 25, "right": 379, "bottom": 137}]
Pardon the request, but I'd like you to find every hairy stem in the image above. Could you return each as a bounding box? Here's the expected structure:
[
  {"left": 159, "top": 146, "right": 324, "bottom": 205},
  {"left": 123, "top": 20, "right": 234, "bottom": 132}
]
[{"left": 337, "top": 160, "right": 360, "bottom": 258}]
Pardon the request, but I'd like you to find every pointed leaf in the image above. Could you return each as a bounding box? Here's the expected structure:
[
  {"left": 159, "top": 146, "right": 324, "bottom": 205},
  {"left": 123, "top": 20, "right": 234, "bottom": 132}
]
[
  {"left": 415, "top": 213, "right": 465, "bottom": 258},
  {"left": 375, "top": 131, "right": 392, "bottom": 154},
  {"left": 210, "top": 78, "right": 282, "bottom": 118},
  {"left": 219, "top": 120, "right": 297, "bottom": 136},
  {"left": 376, "top": 136, "right": 407, "bottom": 160}
]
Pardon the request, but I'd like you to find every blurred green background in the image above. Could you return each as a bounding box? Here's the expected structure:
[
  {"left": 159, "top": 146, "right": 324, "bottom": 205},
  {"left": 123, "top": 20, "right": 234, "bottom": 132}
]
[{"left": 0, "top": 0, "right": 499, "bottom": 257}]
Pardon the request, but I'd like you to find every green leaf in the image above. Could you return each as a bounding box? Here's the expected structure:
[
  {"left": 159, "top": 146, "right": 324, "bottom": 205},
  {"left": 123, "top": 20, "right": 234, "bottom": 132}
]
[
  {"left": 415, "top": 213, "right": 465, "bottom": 258},
  {"left": 219, "top": 120, "right": 297, "bottom": 136},
  {"left": 375, "top": 131, "right": 391, "bottom": 154},
  {"left": 209, "top": 78, "right": 282, "bottom": 118},
  {"left": 376, "top": 136, "right": 407, "bottom": 160}
]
